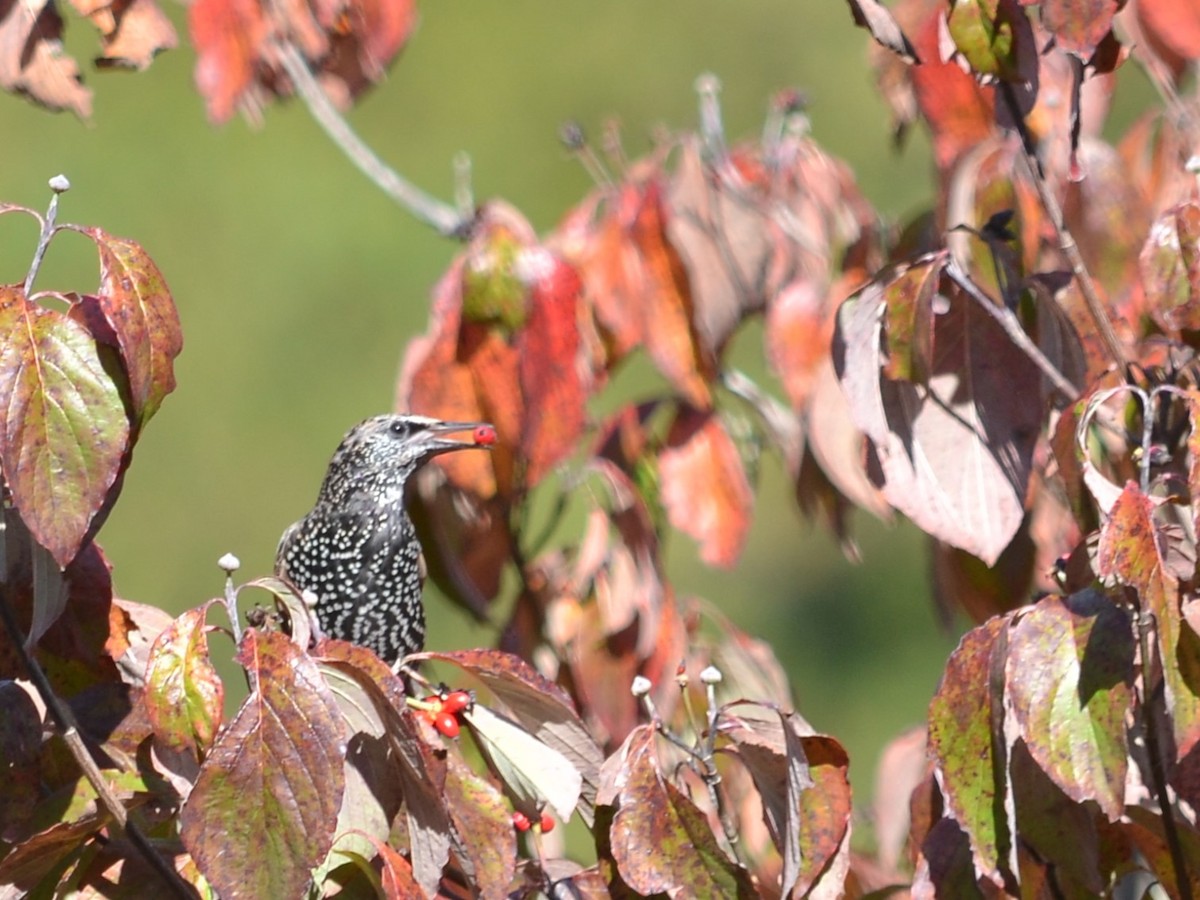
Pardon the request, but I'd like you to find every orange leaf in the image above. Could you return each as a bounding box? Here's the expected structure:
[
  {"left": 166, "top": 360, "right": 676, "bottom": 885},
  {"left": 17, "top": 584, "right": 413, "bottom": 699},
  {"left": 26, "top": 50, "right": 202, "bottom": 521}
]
[
  {"left": 188, "top": 0, "right": 267, "bottom": 123},
  {"left": 659, "top": 409, "right": 753, "bottom": 568}
]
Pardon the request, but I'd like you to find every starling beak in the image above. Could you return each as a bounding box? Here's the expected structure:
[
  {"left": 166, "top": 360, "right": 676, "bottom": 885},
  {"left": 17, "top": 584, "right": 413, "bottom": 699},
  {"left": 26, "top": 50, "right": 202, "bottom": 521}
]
[{"left": 275, "top": 414, "right": 492, "bottom": 665}]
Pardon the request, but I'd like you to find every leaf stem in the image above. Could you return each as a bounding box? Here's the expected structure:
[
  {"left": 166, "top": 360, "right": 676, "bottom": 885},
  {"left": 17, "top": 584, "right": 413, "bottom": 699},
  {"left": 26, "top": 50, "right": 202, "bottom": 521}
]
[
  {"left": 23, "top": 175, "right": 68, "bottom": 296},
  {"left": 1135, "top": 605, "right": 1194, "bottom": 900},
  {"left": 0, "top": 519, "right": 196, "bottom": 898},
  {"left": 996, "top": 81, "right": 1128, "bottom": 376},
  {"left": 272, "top": 40, "right": 472, "bottom": 239}
]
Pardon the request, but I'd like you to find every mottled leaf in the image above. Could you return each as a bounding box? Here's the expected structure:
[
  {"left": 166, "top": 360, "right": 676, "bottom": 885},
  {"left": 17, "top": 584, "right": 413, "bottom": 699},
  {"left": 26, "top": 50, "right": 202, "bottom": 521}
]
[
  {"left": 927, "top": 615, "right": 1011, "bottom": 879},
  {"left": 659, "top": 408, "right": 754, "bottom": 568},
  {"left": 0, "top": 284, "right": 129, "bottom": 567},
  {"left": 1140, "top": 200, "right": 1200, "bottom": 333},
  {"left": 881, "top": 252, "right": 943, "bottom": 384},
  {"left": 946, "top": 0, "right": 1035, "bottom": 80},
  {"left": 601, "top": 725, "right": 755, "bottom": 898},
  {"left": 1005, "top": 590, "right": 1132, "bottom": 820},
  {"left": 180, "top": 629, "right": 344, "bottom": 900},
  {"left": 443, "top": 750, "right": 516, "bottom": 896},
  {"left": 73, "top": 228, "right": 183, "bottom": 428},
  {"left": 144, "top": 600, "right": 225, "bottom": 755}
]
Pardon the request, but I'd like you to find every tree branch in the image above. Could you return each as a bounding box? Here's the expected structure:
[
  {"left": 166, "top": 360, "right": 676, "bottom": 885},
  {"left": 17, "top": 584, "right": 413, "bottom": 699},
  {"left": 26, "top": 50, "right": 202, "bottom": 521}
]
[
  {"left": 997, "top": 80, "right": 1128, "bottom": 376},
  {"left": 273, "top": 40, "right": 473, "bottom": 239}
]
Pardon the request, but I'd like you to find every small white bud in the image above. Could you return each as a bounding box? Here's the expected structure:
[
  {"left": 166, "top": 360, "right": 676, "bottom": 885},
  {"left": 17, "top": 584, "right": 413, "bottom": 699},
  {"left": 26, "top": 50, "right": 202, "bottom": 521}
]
[
  {"left": 630, "top": 675, "right": 652, "bottom": 697},
  {"left": 699, "top": 665, "right": 723, "bottom": 685},
  {"left": 48, "top": 175, "right": 70, "bottom": 193},
  {"left": 217, "top": 552, "right": 240, "bottom": 575}
]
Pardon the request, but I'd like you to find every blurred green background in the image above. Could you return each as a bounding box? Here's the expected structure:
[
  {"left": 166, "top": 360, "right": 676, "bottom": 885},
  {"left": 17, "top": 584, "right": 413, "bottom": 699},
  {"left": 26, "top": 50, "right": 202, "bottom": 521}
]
[{"left": 0, "top": 1, "right": 1097, "bottom": 817}]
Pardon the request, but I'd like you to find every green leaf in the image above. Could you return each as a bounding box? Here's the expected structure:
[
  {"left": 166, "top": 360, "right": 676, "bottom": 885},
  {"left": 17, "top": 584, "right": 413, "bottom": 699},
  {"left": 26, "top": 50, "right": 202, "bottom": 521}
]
[
  {"left": 0, "top": 284, "right": 129, "bottom": 567},
  {"left": 144, "top": 601, "right": 226, "bottom": 756},
  {"left": 1005, "top": 590, "right": 1132, "bottom": 821}
]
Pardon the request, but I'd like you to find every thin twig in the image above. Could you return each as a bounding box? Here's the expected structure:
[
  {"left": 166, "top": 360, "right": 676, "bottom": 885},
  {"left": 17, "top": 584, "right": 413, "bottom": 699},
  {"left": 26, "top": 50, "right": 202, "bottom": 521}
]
[
  {"left": 272, "top": 41, "right": 471, "bottom": 239},
  {"left": 944, "top": 259, "right": 1080, "bottom": 402},
  {"left": 1136, "top": 607, "right": 1194, "bottom": 900},
  {"left": 0, "top": 549, "right": 195, "bottom": 898},
  {"left": 997, "top": 81, "right": 1128, "bottom": 376}
]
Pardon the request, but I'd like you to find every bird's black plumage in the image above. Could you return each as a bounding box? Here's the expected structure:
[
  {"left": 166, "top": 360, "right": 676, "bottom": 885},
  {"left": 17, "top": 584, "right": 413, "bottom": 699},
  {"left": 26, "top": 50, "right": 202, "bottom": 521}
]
[{"left": 275, "top": 414, "right": 490, "bottom": 664}]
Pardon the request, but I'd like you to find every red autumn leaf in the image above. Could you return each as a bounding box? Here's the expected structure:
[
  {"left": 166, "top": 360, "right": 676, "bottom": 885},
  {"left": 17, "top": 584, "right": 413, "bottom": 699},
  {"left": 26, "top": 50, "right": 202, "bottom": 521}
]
[
  {"left": 1040, "top": 0, "right": 1121, "bottom": 60},
  {"left": 516, "top": 250, "right": 586, "bottom": 486},
  {"left": 909, "top": 9, "right": 996, "bottom": 168},
  {"left": 659, "top": 408, "right": 754, "bottom": 568},
  {"left": 0, "top": 284, "right": 130, "bottom": 567},
  {"left": 70, "top": 228, "right": 183, "bottom": 429},
  {"left": 188, "top": 0, "right": 268, "bottom": 123},
  {"left": 0, "top": 1, "right": 91, "bottom": 117},
  {"left": 764, "top": 279, "right": 836, "bottom": 411},
  {"left": 1136, "top": 0, "right": 1200, "bottom": 62}
]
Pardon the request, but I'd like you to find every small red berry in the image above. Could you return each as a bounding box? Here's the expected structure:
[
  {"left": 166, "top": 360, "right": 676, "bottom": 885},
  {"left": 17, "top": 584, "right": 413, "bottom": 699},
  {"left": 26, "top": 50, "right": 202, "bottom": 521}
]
[
  {"left": 512, "top": 811, "right": 532, "bottom": 832},
  {"left": 473, "top": 424, "right": 497, "bottom": 447},
  {"left": 441, "top": 690, "right": 472, "bottom": 715},
  {"left": 434, "top": 712, "right": 460, "bottom": 738},
  {"left": 539, "top": 812, "right": 555, "bottom": 833}
]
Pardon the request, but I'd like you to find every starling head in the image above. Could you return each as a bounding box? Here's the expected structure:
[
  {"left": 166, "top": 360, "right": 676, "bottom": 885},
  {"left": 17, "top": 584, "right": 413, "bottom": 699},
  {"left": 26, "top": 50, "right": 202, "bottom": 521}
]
[
  {"left": 276, "top": 413, "right": 493, "bottom": 664},
  {"left": 317, "top": 414, "right": 487, "bottom": 508}
]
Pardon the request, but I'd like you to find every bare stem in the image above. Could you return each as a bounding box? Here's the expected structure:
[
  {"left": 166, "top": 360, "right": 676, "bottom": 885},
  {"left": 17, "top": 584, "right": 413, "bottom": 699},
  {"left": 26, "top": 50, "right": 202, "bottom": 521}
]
[
  {"left": 272, "top": 41, "right": 471, "bottom": 239},
  {"left": 23, "top": 175, "right": 68, "bottom": 296},
  {"left": 943, "top": 259, "right": 1080, "bottom": 402},
  {"left": 1136, "top": 607, "right": 1194, "bottom": 900},
  {"left": 997, "top": 82, "right": 1127, "bottom": 375}
]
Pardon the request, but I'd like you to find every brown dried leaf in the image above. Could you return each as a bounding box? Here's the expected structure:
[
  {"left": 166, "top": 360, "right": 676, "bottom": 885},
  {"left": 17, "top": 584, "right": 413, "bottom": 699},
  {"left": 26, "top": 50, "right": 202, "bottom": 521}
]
[
  {"left": 833, "top": 275, "right": 1043, "bottom": 566},
  {"left": 0, "top": 1, "right": 91, "bottom": 117},
  {"left": 848, "top": 0, "right": 921, "bottom": 61},
  {"left": 76, "top": 0, "right": 178, "bottom": 70}
]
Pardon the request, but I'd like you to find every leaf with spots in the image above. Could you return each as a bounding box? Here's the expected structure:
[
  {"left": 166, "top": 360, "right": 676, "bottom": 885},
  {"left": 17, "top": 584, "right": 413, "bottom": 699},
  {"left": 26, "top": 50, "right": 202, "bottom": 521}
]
[
  {"left": 72, "top": 228, "right": 183, "bottom": 429},
  {"left": 1005, "top": 590, "right": 1133, "bottom": 821},
  {"left": 0, "top": 284, "right": 129, "bottom": 567},
  {"left": 1096, "top": 482, "right": 1200, "bottom": 759},
  {"left": 443, "top": 749, "right": 517, "bottom": 896},
  {"left": 1040, "top": 0, "right": 1121, "bottom": 60},
  {"left": 599, "top": 725, "right": 756, "bottom": 898},
  {"left": 180, "top": 629, "right": 344, "bottom": 900},
  {"left": 927, "top": 614, "right": 1012, "bottom": 880},
  {"left": 144, "top": 600, "right": 225, "bottom": 757}
]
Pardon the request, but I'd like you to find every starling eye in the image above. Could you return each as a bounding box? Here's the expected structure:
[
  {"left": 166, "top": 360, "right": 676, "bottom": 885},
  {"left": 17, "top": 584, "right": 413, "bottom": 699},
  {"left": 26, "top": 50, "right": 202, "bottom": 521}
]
[{"left": 389, "top": 421, "right": 408, "bottom": 438}]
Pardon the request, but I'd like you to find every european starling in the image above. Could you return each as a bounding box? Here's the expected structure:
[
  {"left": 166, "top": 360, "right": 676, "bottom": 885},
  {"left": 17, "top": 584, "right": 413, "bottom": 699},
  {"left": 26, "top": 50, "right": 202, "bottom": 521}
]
[{"left": 275, "top": 414, "right": 493, "bottom": 665}]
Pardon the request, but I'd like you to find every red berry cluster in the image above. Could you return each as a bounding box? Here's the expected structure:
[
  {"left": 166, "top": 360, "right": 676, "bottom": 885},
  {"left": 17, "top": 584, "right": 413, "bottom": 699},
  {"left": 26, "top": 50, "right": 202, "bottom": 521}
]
[
  {"left": 511, "top": 811, "right": 555, "bottom": 833},
  {"left": 416, "top": 689, "right": 473, "bottom": 738}
]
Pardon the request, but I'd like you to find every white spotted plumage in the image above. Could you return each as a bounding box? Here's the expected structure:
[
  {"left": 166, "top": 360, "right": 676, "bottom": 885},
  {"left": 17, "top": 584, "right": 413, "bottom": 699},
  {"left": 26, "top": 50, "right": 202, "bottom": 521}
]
[{"left": 275, "top": 414, "right": 490, "bottom": 664}]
